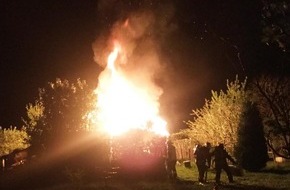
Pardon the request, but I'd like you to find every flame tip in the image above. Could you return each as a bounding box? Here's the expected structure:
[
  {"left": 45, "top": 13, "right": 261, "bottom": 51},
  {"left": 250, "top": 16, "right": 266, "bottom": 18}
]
[{"left": 92, "top": 42, "right": 168, "bottom": 137}]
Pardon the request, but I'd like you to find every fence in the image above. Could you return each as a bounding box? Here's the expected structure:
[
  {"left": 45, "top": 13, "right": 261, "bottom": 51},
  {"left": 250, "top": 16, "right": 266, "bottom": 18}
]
[{"left": 173, "top": 139, "right": 194, "bottom": 161}]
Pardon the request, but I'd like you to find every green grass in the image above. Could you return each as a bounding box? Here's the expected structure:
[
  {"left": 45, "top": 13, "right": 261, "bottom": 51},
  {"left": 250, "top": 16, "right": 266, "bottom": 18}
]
[
  {"left": 3, "top": 161, "right": 290, "bottom": 190},
  {"left": 34, "top": 161, "right": 290, "bottom": 190},
  {"left": 176, "top": 160, "right": 290, "bottom": 190}
]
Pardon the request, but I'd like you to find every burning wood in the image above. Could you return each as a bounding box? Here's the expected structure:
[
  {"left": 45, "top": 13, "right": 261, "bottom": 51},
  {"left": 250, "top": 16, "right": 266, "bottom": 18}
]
[
  {"left": 90, "top": 16, "right": 170, "bottom": 178},
  {"left": 91, "top": 28, "right": 168, "bottom": 137}
]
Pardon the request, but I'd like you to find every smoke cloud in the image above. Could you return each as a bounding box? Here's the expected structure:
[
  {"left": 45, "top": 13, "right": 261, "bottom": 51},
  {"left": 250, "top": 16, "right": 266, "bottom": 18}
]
[
  {"left": 92, "top": 2, "right": 177, "bottom": 97},
  {"left": 92, "top": 0, "right": 193, "bottom": 132}
]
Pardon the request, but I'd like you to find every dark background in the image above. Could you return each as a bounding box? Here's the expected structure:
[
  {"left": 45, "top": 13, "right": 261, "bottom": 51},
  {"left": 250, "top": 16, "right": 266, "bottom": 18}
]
[{"left": 0, "top": 0, "right": 286, "bottom": 132}]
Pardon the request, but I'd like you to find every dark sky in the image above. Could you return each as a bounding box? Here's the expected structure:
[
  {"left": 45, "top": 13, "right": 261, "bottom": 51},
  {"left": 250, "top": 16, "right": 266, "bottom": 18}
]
[
  {"left": 1, "top": 1, "right": 101, "bottom": 127},
  {"left": 0, "top": 0, "right": 284, "bottom": 131}
]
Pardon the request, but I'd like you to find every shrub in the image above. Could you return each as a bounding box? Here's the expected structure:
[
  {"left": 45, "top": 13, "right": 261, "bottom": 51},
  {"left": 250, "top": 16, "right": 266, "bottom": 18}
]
[
  {"left": 234, "top": 102, "right": 268, "bottom": 171},
  {"left": 0, "top": 126, "right": 30, "bottom": 156}
]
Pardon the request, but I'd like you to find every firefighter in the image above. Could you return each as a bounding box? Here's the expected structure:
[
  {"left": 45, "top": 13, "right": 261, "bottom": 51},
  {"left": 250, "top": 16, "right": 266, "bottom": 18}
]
[
  {"left": 205, "top": 142, "right": 213, "bottom": 168},
  {"left": 212, "top": 143, "right": 236, "bottom": 184},
  {"left": 194, "top": 144, "right": 211, "bottom": 184},
  {"left": 166, "top": 139, "right": 177, "bottom": 181}
]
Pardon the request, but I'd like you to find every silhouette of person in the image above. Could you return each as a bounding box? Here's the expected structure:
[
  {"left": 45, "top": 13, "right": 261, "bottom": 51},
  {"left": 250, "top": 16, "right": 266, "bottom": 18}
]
[
  {"left": 166, "top": 139, "right": 177, "bottom": 181},
  {"left": 205, "top": 142, "right": 212, "bottom": 168},
  {"left": 194, "top": 144, "right": 211, "bottom": 184},
  {"left": 212, "top": 143, "right": 236, "bottom": 184}
]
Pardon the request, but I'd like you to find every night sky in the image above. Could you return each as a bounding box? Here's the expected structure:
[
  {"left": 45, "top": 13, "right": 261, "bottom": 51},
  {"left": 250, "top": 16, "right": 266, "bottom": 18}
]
[{"left": 0, "top": 0, "right": 286, "bottom": 131}]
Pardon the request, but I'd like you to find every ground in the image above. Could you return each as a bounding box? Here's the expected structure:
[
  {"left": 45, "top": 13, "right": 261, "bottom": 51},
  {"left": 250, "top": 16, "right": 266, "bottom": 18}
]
[{"left": 0, "top": 160, "right": 290, "bottom": 190}]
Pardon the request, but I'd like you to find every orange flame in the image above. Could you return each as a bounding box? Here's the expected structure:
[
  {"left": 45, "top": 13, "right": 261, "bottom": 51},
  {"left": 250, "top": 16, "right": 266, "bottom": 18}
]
[{"left": 93, "top": 42, "right": 168, "bottom": 137}]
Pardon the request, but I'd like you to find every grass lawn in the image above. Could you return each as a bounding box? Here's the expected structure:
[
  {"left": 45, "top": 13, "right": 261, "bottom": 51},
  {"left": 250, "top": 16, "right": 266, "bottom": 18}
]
[
  {"left": 1, "top": 160, "right": 290, "bottom": 190},
  {"left": 176, "top": 160, "right": 290, "bottom": 190}
]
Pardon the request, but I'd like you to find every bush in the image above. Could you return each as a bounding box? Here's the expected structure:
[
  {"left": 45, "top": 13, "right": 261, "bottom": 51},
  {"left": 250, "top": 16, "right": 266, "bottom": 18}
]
[
  {"left": 0, "top": 126, "right": 30, "bottom": 156},
  {"left": 234, "top": 102, "right": 268, "bottom": 171}
]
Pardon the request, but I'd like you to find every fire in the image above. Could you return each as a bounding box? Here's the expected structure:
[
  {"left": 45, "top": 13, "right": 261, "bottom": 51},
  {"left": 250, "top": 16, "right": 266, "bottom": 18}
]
[{"left": 93, "top": 42, "right": 169, "bottom": 137}]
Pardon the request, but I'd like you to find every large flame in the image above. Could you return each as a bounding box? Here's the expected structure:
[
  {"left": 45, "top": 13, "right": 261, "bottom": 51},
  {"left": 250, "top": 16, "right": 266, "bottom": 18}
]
[{"left": 93, "top": 42, "right": 168, "bottom": 137}]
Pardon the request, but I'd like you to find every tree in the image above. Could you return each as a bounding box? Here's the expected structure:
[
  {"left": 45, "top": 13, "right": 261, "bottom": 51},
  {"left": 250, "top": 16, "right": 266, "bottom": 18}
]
[
  {"left": 251, "top": 75, "right": 290, "bottom": 159},
  {"left": 184, "top": 76, "right": 248, "bottom": 154},
  {"left": 0, "top": 127, "right": 30, "bottom": 156},
  {"left": 234, "top": 102, "right": 268, "bottom": 172},
  {"left": 23, "top": 78, "right": 97, "bottom": 150},
  {"left": 261, "top": 0, "right": 290, "bottom": 52}
]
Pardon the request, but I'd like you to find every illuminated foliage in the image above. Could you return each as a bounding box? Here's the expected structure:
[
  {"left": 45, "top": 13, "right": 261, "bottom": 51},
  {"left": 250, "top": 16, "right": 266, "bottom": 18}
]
[
  {"left": 23, "top": 100, "right": 45, "bottom": 147},
  {"left": 185, "top": 76, "right": 248, "bottom": 154},
  {"left": 0, "top": 127, "right": 30, "bottom": 156},
  {"left": 23, "top": 78, "right": 97, "bottom": 149},
  {"left": 251, "top": 75, "right": 290, "bottom": 158}
]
